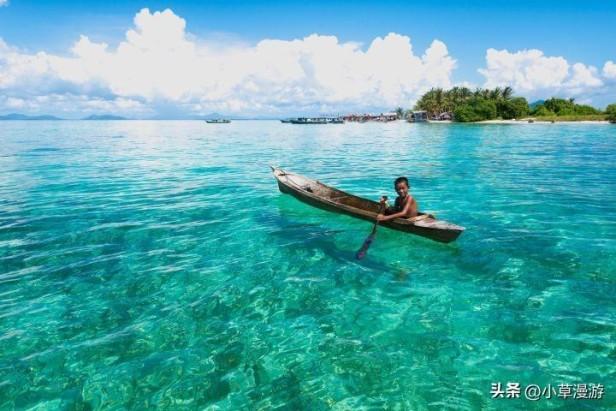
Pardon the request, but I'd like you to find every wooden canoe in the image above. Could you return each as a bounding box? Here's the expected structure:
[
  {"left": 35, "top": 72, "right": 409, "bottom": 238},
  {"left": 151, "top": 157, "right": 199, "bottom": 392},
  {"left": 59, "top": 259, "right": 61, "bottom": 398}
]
[{"left": 271, "top": 167, "right": 464, "bottom": 243}]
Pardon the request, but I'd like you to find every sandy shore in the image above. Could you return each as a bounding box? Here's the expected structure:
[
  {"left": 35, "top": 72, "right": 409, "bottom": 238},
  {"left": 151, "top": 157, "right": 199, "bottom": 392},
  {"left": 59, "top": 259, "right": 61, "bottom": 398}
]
[{"left": 477, "top": 119, "right": 611, "bottom": 124}]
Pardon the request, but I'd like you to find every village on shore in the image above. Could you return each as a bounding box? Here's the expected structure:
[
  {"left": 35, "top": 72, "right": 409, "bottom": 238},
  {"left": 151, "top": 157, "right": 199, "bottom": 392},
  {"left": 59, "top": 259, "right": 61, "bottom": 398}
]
[{"left": 275, "top": 87, "right": 616, "bottom": 125}]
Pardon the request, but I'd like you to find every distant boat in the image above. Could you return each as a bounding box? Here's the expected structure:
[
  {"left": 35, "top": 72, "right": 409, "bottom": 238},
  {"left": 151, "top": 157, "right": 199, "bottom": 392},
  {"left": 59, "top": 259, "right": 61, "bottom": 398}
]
[
  {"left": 280, "top": 119, "right": 294, "bottom": 123},
  {"left": 206, "top": 119, "right": 231, "bottom": 123},
  {"left": 289, "top": 117, "right": 344, "bottom": 124},
  {"left": 290, "top": 117, "right": 327, "bottom": 124},
  {"left": 343, "top": 113, "right": 397, "bottom": 122}
]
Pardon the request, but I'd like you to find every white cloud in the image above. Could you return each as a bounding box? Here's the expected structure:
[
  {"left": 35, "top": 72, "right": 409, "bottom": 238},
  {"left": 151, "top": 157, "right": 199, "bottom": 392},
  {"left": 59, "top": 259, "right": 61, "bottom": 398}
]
[
  {"left": 0, "top": 8, "right": 457, "bottom": 116},
  {"left": 0, "top": 1, "right": 8, "bottom": 7},
  {"left": 0, "top": 93, "right": 150, "bottom": 116},
  {"left": 5, "top": 8, "right": 611, "bottom": 115},
  {"left": 480, "top": 49, "right": 569, "bottom": 91},
  {"left": 603, "top": 61, "right": 616, "bottom": 79},
  {"left": 5, "top": 97, "right": 25, "bottom": 108},
  {"left": 566, "top": 62, "right": 603, "bottom": 92},
  {"left": 478, "top": 48, "right": 608, "bottom": 100}
]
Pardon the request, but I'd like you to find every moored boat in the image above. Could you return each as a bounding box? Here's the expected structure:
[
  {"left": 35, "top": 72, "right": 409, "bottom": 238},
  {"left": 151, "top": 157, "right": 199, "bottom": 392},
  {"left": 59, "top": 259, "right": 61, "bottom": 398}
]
[
  {"left": 289, "top": 117, "right": 343, "bottom": 124},
  {"left": 271, "top": 167, "right": 464, "bottom": 243}
]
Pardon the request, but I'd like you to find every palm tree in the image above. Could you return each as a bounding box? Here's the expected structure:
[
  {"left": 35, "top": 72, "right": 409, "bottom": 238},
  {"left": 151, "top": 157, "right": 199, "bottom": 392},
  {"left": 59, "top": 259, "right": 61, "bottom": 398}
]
[
  {"left": 489, "top": 87, "right": 502, "bottom": 101},
  {"left": 434, "top": 88, "right": 445, "bottom": 116},
  {"left": 415, "top": 88, "right": 439, "bottom": 116},
  {"left": 502, "top": 86, "right": 513, "bottom": 100},
  {"left": 460, "top": 87, "right": 472, "bottom": 100},
  {"left": 415, "top": 86, "right": 517, "bottom": 120},
  {"left": 395, "top": 107, "right": 404, "bottom": 119},
  {"left": 444, "top": 87, "right": 458, "bottom": 111}
]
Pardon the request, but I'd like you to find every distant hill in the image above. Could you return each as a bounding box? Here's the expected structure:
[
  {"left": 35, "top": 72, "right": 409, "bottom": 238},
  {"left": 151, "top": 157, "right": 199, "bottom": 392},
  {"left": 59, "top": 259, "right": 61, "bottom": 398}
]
[
  {"left": 82, "top": 114, "right": 128, "bottom": 120},
  {"left": 529, "top": 100, "right": 545, "bottom": 109},
  {"left": 0, "top": 113, "right": 62, "bottom": 120}
]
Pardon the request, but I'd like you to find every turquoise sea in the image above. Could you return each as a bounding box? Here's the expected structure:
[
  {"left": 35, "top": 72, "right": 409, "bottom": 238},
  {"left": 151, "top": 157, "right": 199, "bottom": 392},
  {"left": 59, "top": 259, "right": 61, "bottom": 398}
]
[{"left": 0, "top": 120, "right": 615, "bottom": 410}]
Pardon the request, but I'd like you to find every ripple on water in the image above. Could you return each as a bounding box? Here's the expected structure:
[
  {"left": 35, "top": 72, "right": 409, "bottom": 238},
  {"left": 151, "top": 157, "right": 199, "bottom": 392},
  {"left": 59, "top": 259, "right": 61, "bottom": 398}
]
[{"left": 0, "top": 121, "right": 614, "bottom": 409}]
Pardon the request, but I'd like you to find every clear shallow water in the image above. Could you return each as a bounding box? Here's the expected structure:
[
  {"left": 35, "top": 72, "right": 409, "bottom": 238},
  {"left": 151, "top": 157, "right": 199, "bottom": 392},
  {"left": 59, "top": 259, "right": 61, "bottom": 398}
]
[{"left": 0, "top": 120, "right": 615, "bottom": 410}]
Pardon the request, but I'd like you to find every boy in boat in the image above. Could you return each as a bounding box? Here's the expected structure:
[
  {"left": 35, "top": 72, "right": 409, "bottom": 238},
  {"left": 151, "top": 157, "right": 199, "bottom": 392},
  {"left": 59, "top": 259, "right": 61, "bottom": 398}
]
[{"left": 376, "top": 176, "right": 418, "bottom": 222}]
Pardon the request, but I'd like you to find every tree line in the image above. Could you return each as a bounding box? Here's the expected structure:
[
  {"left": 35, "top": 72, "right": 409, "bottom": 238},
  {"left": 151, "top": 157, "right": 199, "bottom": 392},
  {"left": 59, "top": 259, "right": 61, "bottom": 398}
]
[{"left": 399, "top": 87, "right": 616, "bottom": 123}]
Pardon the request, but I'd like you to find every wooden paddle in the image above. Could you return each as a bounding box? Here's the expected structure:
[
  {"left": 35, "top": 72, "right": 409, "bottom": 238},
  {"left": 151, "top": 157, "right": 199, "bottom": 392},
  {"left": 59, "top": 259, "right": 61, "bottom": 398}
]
[{"left": 356, "top": 196, "right": 387, "bottom": 260}]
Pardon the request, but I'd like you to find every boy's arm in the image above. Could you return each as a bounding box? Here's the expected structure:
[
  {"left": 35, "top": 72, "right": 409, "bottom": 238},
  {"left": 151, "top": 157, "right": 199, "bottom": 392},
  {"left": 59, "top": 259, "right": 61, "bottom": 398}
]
[{"left": 377, "top": 196, "right": 413, "bottom": 221}]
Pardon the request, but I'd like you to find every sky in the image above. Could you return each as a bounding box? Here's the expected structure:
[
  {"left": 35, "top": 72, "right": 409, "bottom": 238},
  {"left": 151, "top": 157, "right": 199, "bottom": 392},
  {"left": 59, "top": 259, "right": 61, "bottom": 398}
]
[{"left": 0, "top": 0, "right": 615, "bottom": 118}]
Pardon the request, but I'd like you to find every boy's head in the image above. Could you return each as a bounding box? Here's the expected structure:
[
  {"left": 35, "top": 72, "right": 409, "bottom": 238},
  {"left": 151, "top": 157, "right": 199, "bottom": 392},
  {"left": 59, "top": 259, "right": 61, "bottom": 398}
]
[{"left": 394, "top": 176, "right": 409, "bottom": 196}]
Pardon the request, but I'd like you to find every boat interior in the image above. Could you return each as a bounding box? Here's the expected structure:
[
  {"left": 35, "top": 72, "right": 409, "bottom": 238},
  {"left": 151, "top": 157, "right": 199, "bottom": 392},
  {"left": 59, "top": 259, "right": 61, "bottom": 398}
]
[
  {"left": 284, "top": 173, "right": 391, "bottom": 214},
  {"left": 280, "top": 170, "right": 436, "bottom": 222}
]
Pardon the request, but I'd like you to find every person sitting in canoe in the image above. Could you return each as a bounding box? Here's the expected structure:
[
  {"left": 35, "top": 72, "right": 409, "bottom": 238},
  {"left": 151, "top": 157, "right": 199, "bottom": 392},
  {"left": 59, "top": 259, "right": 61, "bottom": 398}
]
[{"left": 376, "top": 177, "right": 418, "bottom": 222}]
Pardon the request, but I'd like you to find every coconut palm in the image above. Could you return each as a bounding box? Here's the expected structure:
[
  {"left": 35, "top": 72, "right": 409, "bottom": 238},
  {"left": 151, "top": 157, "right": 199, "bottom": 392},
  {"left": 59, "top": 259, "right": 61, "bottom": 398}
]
[
  {"left": 434, "top": 88, "right": 445, "bottom": 116},
  {"left": 502, "top": 86, "right": 513, "bottom": 100},
  {"left": 459, "top": 87, "right": 472, "bottom": 102},
  {"left": 489, "top": 87, "right": 500, "bottom": 100},
  {"left": 415, "top": 88, "right": 438, "bottom": 116}
]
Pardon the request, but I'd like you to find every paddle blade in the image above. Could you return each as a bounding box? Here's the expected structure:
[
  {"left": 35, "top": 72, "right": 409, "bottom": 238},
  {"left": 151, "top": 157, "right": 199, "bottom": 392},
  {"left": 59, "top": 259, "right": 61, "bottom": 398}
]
[{"left": 356, "top": 233, "right": 376, "bottom": 260}]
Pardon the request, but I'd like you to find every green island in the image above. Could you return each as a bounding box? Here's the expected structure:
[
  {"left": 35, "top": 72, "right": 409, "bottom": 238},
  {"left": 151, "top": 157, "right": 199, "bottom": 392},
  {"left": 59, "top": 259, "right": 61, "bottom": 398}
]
[{"left": 404, "top": 87, "right": 616, "bottom": 123}]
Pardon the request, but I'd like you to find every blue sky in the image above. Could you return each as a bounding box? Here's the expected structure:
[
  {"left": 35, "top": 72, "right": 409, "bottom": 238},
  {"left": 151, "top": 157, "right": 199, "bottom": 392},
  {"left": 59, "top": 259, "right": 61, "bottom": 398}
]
[{"left": 1, "top": 1, "right": 615, "bottom": 117}]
